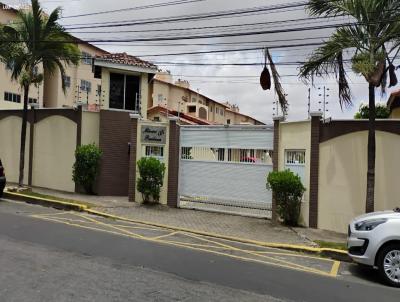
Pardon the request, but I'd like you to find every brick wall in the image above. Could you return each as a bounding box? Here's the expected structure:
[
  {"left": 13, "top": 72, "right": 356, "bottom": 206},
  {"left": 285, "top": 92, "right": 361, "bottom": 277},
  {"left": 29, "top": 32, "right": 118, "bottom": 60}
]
[
  {"left": 97, "top": 110, "right": 132, "bottom": 196},
  {"left": 167, "top": 119, "right": 180, "bottom": 207},
  {"left": 309, "top": 114, "right": 321, "bottom": 228}
]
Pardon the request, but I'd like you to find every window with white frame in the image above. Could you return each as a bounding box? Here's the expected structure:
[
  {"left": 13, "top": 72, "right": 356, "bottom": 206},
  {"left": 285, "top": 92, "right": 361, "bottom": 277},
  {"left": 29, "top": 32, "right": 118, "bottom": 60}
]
[
  {"left": 285, "top": 150, "right": 306, "bottom": 165},
  {"left": 81, "top": 52, "right": 92, "bottom": 65},
  {"left": 80, "top": 80, "right": 91, "bottom": 93},
  {"left": 29, "top": 97, "right": 37, "bottom": 104},
  {"left": 63, "top": 75, "right": 71, "bottom": 88},
  {"left": 4, "top": 92, "right": 21, "bottom": 103},
  {"left": 145, "top": 145, "right": 164, "bottom": 159}
]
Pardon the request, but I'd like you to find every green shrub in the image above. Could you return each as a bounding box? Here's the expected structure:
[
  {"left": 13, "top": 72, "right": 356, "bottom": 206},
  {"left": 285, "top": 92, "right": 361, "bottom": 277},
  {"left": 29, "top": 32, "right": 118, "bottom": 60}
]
[
  {"left": 137, "top": 157, "right": 166, "bottom": 204},
  {"left": 267, "top": 170, "right": 305, "bottom": 226},
  {"left": 72, "top": 144, "right": 102, "bottom": 194}
]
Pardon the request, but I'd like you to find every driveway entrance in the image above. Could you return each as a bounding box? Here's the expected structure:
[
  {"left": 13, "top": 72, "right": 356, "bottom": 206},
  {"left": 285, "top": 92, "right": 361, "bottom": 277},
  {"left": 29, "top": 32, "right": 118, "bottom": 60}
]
[{"left": 178, "top": 125, "right": 274, "bottom": 217}]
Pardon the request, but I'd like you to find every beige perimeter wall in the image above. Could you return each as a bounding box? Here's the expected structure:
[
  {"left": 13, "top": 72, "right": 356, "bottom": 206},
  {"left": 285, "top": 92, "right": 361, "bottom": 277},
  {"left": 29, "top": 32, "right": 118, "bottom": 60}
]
[
  {"left": 278, "top": 121, "right": 311, "bottom": 226},
  {"left": 32, "top": 116, "right": 77, "bottom": 192},
  {"left": 318, "top": 131, "right": 400, "bottom": 233},
  {"left": 0, "top": 116, "right": 30, "bottom": 184},
  {"left": 81, "top": 111, "right": 100, "bottom": 146}
]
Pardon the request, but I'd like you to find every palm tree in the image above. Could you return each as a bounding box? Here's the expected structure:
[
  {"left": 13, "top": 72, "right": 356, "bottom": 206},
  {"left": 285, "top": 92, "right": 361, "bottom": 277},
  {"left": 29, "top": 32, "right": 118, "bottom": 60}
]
[
  {"left": 0, "top": 0, "right": 80, "bottom": 187},
  {"left": 299, "top": 0, "right": 400, "bottom": 213}
]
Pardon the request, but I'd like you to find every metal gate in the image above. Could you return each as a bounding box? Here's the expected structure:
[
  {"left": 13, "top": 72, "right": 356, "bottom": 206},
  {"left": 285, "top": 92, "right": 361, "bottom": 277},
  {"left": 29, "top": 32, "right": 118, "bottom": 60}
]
[{"left": 178, "top": 125, "right": 274, "bottom": 218}]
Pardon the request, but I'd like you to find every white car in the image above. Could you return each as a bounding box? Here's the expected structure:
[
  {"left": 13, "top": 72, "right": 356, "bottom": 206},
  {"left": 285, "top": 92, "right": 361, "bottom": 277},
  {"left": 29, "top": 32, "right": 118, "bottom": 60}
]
[{"left": 348, "top": 208, "right": 400, "bottom": 287}]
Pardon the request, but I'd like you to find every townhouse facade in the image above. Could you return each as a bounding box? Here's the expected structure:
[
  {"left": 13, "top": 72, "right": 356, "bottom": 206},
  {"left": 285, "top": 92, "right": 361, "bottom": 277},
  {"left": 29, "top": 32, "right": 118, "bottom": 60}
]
[
  {"left": 1, "top": 4, "right": 262, "bottom": 126},
  {"left": 149, "top": 72, "right": 264, "bottom": 125},
  {"left": 0, "top": 4, "right": 107, "bottom": 110}
]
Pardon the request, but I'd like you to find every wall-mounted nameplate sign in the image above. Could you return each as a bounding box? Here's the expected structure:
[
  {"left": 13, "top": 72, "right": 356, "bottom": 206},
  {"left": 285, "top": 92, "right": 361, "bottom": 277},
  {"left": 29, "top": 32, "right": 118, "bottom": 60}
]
[{"left": 141, "top": 126, "right": 167, "bottom": 144}]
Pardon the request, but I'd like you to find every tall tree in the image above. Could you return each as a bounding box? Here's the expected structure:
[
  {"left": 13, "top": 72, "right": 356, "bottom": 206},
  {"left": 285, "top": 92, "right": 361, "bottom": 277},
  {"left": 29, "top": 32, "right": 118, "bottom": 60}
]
[
  {"left": 0, "top": 0, "right": 80, "bottom": 186},
  {"left": 299, "top": 0, "right": 400, "bottom": 213}
]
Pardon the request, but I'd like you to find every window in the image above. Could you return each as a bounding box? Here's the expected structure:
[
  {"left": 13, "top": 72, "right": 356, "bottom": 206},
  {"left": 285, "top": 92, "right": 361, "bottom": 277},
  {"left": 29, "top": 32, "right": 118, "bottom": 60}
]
[
  {"left": 153, "top": 116, "right": 160, "bottom": 122},
  {"left": 188, "top": 106, "right": 196, "bottom": 113},
  {"left": 157, "top": 94, "right": 163, "bottom": 103},
  {"left": 285, "top": 150, "right": 306, "bottom": 165},
  {"left": 181, "top": 147, "right": 192, "bottom": 159},
  {"left": 109, "top": 73, "right": 140, "bottom": 111},
  {"left": 29, "top": 98, "right": 37, "bottom": 104},
  {"left": 227, "top": 119, "right": 231, "bottom": 124},
  {"left": 221, "top": 109, "right": 224, "bottom": 116},
  {"left": 6, "top": 61, "right": 14, "bottom": 71},
  {"left": 63, "top": 76, "right": 71, "bottom": 88},
  {"left": 191, "top": 97, "right": 196, "bottom": 103},
  {"left": 33, "top": 66, "right": 39, "bottom": 76},
  {"left": 210, "top": 106, "right": 213, "bottom": 113},
  {"left": 80, "top": 80, "right": 91, "bottom": 93},
  {"left": 4, "top": 92, "right": 21, "bottom": 103},
  {"left": 81, "top": 52, "right": 92, "bottom": 65},
  {"left": 145, "top": 146, "right": 164, "bottom": 158}
]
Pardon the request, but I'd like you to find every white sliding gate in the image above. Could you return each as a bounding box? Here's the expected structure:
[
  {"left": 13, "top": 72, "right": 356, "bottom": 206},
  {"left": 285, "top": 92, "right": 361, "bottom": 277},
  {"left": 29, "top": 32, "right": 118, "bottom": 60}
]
[{"left": 178, "top": 125, "right": 274, "bottom": 218}]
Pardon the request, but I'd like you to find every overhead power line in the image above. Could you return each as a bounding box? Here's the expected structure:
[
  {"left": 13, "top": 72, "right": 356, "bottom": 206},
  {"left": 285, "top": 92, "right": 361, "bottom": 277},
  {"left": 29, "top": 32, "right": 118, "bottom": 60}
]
[
  {"left": 135, "top": 42, "right": 325, "bottom": 58},
  {"left": 61, "top": 0, "right": 206, "bottom": 19},
  {"left": 64, "top": 2, "right": 309, "bottom": 29},
  {"left": 68, "top": 15, "right": 333, "bottom": 34},
  {"left": 0, "top": 23, "right": 342, "bottom": 44}
]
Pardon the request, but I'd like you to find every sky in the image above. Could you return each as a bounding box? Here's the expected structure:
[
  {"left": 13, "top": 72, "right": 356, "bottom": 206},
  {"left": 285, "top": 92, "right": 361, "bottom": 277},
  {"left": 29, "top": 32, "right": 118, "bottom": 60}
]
[{"left": 3, "top": 0, "right": 399, "bottom": 124}]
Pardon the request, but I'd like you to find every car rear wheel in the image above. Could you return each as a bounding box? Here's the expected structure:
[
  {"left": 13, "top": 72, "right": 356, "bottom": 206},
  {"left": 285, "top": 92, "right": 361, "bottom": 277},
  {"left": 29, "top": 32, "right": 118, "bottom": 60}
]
[{"left": 377, "top": 244, "right": 400, "bottom": 287}]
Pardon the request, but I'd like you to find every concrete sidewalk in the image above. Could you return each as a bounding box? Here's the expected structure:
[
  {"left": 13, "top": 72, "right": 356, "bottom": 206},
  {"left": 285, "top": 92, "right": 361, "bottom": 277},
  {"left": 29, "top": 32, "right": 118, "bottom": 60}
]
[{"left": 26, "top": 188, "right": 346, "bottom": 247}]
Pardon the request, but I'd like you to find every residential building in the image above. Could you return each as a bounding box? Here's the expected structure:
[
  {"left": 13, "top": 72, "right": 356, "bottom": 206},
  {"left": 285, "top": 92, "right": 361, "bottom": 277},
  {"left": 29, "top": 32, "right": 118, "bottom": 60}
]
[
  {"left": 0, "top": 4, "right": 44, "bottom": 109},
  {"left": 0, "top": 3, "right": 108, "bottom": 110},
  {"left": 1, "top": 5, "right": 262, "bottom": 125},
  {"left": 149, "top": 71, "right": 264, "bottom": 125},
  {"left": 94, "top": 52, "right": 158, "bottom": 119}
]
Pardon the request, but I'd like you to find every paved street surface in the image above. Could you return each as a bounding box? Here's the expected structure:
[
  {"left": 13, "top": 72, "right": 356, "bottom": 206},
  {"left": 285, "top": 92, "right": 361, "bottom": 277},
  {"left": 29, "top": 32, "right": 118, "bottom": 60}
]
[
  {"left": 31, "top": 187, "right": 347, "bottom": 245},
  {"left": 0, "top": 199, "right": 398, "bottom": 302}
]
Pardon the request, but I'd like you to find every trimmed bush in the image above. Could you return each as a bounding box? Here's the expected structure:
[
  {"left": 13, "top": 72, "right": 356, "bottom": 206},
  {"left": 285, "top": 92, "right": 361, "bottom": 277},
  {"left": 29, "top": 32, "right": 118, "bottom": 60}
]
[
  {"left": 137, "top": 157, "right": 166, "bottom": 204},
  {"left": 72, "top": 144, "right": 102, "bottom": 194},
  {"left": 267, "top": 170, "right": 305, "bottom": 226}
]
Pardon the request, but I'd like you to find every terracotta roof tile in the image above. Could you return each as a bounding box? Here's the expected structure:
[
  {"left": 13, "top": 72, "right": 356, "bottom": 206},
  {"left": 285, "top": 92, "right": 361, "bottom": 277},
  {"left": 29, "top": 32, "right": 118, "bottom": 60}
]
[{"left": 97, "top": 52, "right": 157, "bottom": 70}]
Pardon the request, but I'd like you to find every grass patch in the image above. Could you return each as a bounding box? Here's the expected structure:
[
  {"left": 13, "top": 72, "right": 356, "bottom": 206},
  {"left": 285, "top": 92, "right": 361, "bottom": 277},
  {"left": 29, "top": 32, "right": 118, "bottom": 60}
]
[
  {"left": 21, "top": 191, "right": 95, "bottom": 208},
  {"left": 315, "top": 240, "right": 347, "bottom": 251}
]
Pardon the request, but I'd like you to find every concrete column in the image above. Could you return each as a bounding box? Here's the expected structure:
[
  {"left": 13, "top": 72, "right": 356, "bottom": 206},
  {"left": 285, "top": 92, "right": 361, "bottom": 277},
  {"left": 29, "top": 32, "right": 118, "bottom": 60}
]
[
  {"left": 272, "top": 116, "right": 284, "bottom": 222},
  {"left": 309, "top": 112, "right": 322, "bottom": 228},
  {"left": 167, "top": 117, "right": 180, "bottom": 208},
  {"left": 128, "top": 113, "right": 140, "bottom": 202}
]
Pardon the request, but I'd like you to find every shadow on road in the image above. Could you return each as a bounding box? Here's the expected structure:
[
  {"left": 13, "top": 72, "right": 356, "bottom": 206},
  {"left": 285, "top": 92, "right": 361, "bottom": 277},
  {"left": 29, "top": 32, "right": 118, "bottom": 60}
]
[{"left": 347, "top": 263, "right": 386, "bottom": 286}]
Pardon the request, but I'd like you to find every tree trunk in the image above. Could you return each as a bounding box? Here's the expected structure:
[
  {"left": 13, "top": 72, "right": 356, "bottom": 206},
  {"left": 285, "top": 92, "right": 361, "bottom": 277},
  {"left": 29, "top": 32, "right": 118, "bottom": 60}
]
[
  {"left": 18, "top": 85, "right": 30, "bottom": 187},
  {"left": 366, "top": 83, "right": 376, "bottom": 213}
]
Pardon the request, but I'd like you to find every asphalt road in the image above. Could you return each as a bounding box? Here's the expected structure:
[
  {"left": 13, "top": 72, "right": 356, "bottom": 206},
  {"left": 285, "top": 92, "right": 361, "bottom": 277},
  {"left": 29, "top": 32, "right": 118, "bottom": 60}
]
[{"left": 0, "top": 200, "right": 399, "bottom": 302}]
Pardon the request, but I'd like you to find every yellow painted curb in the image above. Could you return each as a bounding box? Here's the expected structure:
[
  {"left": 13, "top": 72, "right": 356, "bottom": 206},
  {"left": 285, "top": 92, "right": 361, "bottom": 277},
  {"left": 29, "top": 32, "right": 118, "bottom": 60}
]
[
  {"left": 4, "top": 191, "right": 348, "bottom": 258},
  {"left": 4, "top": 191, "right": 88, "bottom": 211},
  {"left": 85, "top": 209, "right": 348, "bottom": 256}
]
